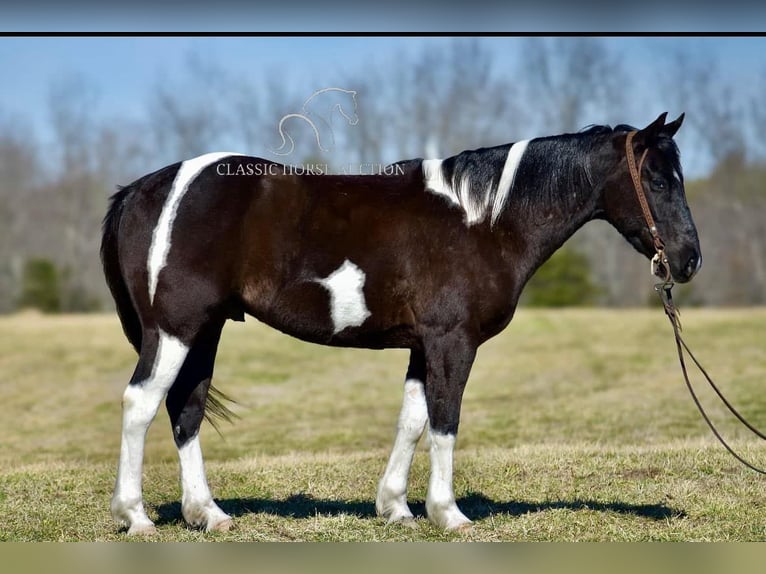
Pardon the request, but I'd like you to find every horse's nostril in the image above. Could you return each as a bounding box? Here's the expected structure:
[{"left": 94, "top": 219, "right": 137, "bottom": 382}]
[{"left": 685, "top": 253, "right": 701, "bottom": 277}]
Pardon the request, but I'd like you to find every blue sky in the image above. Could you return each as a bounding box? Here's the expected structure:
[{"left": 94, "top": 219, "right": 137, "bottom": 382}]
[
  {"left": 1, "top": 35, "right": 765, "bottom": 177},
  {"left": 1, "top": 36, "right": 761, "bottom": 125}
]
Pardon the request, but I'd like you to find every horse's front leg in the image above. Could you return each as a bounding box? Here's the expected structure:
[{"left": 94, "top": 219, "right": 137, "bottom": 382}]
[
  {"left": 422, "top": 328, "right": 477, "bottom": 531},
  {"left": 376, "top": 350, "right": 428, "bottom": 524}
]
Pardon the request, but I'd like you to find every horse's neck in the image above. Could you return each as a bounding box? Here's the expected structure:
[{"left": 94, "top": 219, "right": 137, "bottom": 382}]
[{"left": 498, "top": 144, "right": 602, "bottom": 286}]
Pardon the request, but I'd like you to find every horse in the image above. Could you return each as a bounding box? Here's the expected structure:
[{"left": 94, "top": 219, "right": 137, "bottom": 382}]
[
  {"left": 271, "top": 87, "right": 359, "bottom": 156},
  {"left": 101, "top": 112, "right": 701, "bottom": 535}
]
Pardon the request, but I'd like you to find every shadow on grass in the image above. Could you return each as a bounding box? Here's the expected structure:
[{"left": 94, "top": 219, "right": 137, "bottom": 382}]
[{"left": 154, "top": 492, "right": 683, "bottom": 525}]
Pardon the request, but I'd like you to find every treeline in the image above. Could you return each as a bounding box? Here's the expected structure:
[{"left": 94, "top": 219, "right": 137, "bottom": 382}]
[{"left": 1, "top": 38, "right": 765, "bottom": 313}]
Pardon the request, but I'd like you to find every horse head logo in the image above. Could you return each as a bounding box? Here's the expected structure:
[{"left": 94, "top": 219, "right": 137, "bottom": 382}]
[{"left": 271, "top": 87, "right": 359, "bottom": 157}]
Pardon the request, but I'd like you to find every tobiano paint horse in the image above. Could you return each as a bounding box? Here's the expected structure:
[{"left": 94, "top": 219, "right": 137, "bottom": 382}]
[{"left": 101, "top": 112, "right": 701, "bottom": 535}]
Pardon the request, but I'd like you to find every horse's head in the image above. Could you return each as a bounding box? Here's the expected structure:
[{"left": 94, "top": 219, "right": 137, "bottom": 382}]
[{"left": 601, "top": 113, "right": 701, "bottom": 283}]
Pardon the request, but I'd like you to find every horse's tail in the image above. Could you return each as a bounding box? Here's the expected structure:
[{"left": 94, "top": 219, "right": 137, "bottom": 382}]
[
  {"left": 101, "top": 183, "right": 142, "bottom": 354},
  {"left": 101, "top": 178, "right": 238, "bottom": 429}
]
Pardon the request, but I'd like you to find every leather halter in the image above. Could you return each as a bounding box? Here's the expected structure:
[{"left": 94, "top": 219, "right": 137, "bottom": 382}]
[{"left": 625, "top": 131, "right": 670, "bottom": 282}]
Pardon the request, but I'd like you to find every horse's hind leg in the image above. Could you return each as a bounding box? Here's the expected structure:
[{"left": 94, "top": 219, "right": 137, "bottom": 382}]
[
  {"left": 165, "top": 318, "right": 232, "bottom": 532},
  {"left": 376, "top": 350, "right": 428, "bottom": 524},
  {"left": 111, "top": 328, "right": 189, "bottom": 535}
]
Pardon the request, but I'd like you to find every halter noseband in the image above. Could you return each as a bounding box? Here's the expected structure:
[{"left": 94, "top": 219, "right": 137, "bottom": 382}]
[{"left": 625, "top": 130, "right": 671, "bottom": 283}]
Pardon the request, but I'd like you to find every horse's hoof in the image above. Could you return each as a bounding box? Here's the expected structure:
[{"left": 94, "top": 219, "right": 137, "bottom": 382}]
[
  {"left": 127, "top": 523, "right": 158, "bottom": 536},
  {"left": 208, "top": 518, "right": 234, "bottom": 533},
  {"left": 384, "top": 515, "right": 418, "bottom": 529},
  {"left": 399, "top": 517, "right": 419, "bottom": 530},
  {"left": 452, "top": 522, "right": 474, "bottom": 534}
]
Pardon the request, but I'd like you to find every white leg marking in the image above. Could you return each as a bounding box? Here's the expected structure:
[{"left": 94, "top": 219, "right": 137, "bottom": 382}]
[
  {"left": 178, "top": 434, "right": 232, "bottom": 532},
  {"left": 147, "top": 151, "right": 242, "bottom": 303},
  {"left": 426, "top": 429, "right": 471, "bottom": 530},
  {"left": 377, "top": 378, "right": 428, "bottom": 524},
  {"left": 111, "top": 330, "right": 189, "bottom": 535},
  {"left": 491, "top": 139, "right": 530, "bottom": 226},
  {"left": 316, "top": 259, "right": 371, "bottom": 334}
]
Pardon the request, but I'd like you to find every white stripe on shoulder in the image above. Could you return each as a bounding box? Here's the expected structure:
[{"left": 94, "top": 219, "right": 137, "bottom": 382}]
[
  {"left": 147, "top": 152, "right": 243, "bottom": 304},
  {"left": 491, "top": 139, "right": 530, "bottom": 226}
]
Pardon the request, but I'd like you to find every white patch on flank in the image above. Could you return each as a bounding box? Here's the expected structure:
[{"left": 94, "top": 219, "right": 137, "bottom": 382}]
[
  {"left": 147, "top": 152, "right": 242, "bottom": 304},
  {"left": 491, "top": 139, "right": 530, "bottom": 225},
  {"left": 111, "top": 330, "right": 189, "bottom": 534},
  {"left": 316, "top": 259, "right": 371, "bottom": 334},
  {"left": 178, "top": 434, "right": 232, "bottom": 531},
  {"left": 377, "top": 378, "right": 429, "bottom": 523},
  {"left": 426, "top": 429, "right": 472, "bottom": 530}
]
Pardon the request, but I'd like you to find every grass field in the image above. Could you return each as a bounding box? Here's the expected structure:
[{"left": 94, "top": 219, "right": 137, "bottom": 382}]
[{"left": 1, "top": 308, "right": 766, "bottom": 541}]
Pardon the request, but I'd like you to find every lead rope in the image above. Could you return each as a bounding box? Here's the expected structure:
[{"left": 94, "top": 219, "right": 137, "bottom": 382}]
[
  {"left": 626, "top": 131, "right": 766, "bottom": 475},
  {"left": 657, "top": 283, "right": 766, "bottom": 475}
]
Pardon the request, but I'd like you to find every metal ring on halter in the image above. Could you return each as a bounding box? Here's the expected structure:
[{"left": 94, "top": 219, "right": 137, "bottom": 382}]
[{"left": 651, "top": 249, "right": 671, "bottom": 283}]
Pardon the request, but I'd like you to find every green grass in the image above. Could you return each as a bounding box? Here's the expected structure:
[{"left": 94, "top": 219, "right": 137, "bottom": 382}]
[{"left": 1, "top": 308, "right": 766, "bottom": 540}]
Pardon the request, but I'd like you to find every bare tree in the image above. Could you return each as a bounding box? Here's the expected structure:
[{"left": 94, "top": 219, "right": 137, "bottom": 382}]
[
  {"left": 343, "top": 39, "right": 524, "bottom": 164},
  {"left": 146, "top": 52, "right": 234, "bottom": 163},
  {"left": 665, "top": 46, "right": 747, "bottom": 172},
  {"left": 520, "top": 38, "right": 645, "bottom": 304},
  {"left": 748, "top": 68, "right": 766, "bottom": 163},
  {"left": 46, "top": 76, "right": 109, "bottom": 309},
  {"left": 660, "top": 46, "right": 766, "bottom": 305},
  {"left": 522, "top": 38, "right": 627, "bottom": 134},
  {"left": 0, "top": 115, "right": 41, "bottom": 311}
]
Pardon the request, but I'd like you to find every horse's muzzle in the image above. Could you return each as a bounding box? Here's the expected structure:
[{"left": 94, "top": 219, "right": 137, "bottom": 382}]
[{"left": 673, "top": 249, "right": 703, "bottom": 283}]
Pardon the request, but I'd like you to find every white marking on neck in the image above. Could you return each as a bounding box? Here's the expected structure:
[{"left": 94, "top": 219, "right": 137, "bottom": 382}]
[
  {"left": 316, "top": 259, "right": 371, "bottom": 334},
  {"left": 423, "top": 159, "right": 459, "bottom": 207},
  {"left": 423, "top": 141, "right": 530, "bottom": 227},
  {"left": 491, "top": 139, "right": 530, "bottom": 225},
  {"left": 147, "top": 152, "right": 242, "bottom": 304},
  {"left": 673, "top": 168, "right": 682, "bottom": 184},
  {"left": 455, "top": 174, "right": 492, "bottom": 225},
  {"left": 422, "top": 160, "right": 489, "bottom": 226}
]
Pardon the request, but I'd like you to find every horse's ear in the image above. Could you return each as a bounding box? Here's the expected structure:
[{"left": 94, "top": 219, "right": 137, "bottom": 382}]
[
  {"left": 661, "top": 113, "right": 685, "bottom": 138},
  {"left": 634, "top": 112, "right": 668, "bottom": 145}
]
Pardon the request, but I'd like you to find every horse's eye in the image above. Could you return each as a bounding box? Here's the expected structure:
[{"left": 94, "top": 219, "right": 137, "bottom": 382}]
[{"left": 651, "top": 178, "right": 667, "bottom": 191}]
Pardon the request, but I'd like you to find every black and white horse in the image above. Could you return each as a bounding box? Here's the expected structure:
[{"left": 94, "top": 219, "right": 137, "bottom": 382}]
[{"left": 101, "top": 112, "right": 701, "bottom": 534}]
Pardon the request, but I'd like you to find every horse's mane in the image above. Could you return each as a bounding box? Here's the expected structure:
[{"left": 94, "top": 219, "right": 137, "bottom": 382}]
[
  {"left": 517, "top": 122, "right": 681, "bottom": 209},
  {"left": 387, "top": 122, "right": 682, "bottom": 224}
]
